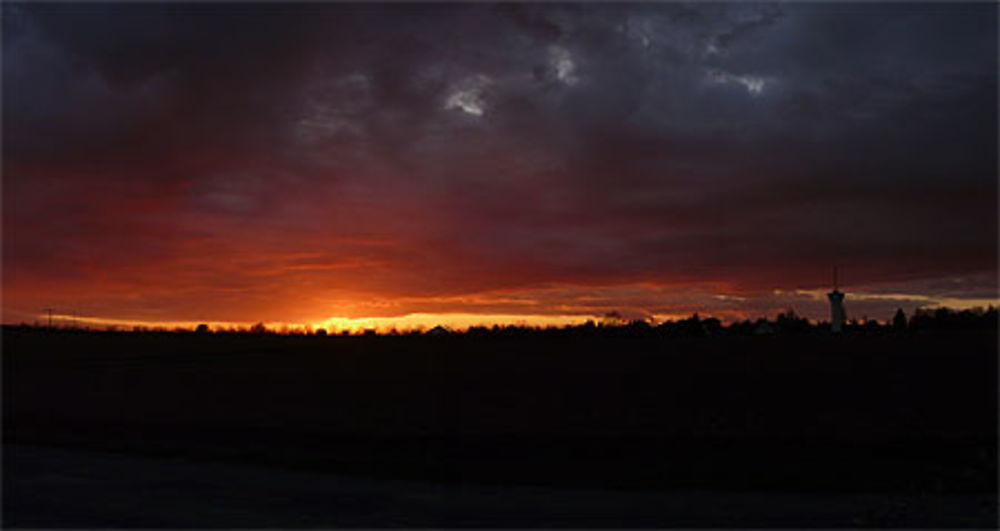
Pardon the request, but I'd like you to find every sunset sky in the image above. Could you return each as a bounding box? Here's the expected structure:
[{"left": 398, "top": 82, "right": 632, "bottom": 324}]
[{"left": 3, "top": 3, "right": 997, "bottom": 331}]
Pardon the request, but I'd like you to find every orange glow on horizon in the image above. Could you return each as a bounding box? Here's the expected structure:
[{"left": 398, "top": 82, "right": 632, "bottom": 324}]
[
  {"left": 19, "top": 312, "right": 601, "bottom": 334},
  {"left": 5, "top": 282, "right": 995, "bottom": 333},
  {"left": 12, "top": 309, "right": 709, "bottom": 334}
]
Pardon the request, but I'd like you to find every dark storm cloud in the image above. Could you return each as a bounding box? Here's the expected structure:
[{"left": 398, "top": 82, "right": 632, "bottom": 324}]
[
  {"left": 3, "top": 3, "right": 334, "bottom": 168},
  {"left": 3, "top": 3, "right": 996, "bottom": 322}
]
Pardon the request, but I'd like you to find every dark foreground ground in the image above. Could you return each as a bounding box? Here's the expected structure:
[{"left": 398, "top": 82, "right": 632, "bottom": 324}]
[{"left": 4, "top": 328, "right": 997, "bottom": 527}]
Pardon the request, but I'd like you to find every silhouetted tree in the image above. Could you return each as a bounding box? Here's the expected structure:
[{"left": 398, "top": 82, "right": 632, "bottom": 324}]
[
  {"left": 602, "top": 311, "right": 625, "bottom": 326},
  {"left": 676, "top": 313, "right": 705, "bottom": 337},
  {"left": 249, "top": 322, "right": 268, "bottom": 334},
  {"left": 862, "top": 318, "right": 882, "bottom": 333},
  {"left": 753, "top": 318, "right": 776, "bottom": 335},
  {"left": 775, "top": 308, "right": 810, "bottom": 334},
  {"left": 195, "top": 323, "right": 210, "bottom": 334},
  {"left": 726, "top": 319, "right": 755, "bottom": 336},
  {"left": 892, "top": 308, "right": 907, "bottom": 330},
  {"left": 909, "top": 306, "right": 998, "bottom": 331},
  {"left": 628, "top": 319, "right": 652, "bottom": 329},
  {"left": 701, "top": 317, "right": 723, "bottom": 336}
]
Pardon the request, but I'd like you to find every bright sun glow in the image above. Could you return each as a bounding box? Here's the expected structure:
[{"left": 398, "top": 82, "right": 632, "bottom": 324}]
[
  {"left": 32, "top": 312, "right": 595, "bottom": 333},
  {"left": 311, "top": 313, "right": 591, "bottom": 333}
]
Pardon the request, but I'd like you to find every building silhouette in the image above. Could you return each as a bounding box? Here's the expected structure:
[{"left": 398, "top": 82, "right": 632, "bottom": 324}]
[{"left": 828, "top": 267, "right": 846, "bottom": 333}]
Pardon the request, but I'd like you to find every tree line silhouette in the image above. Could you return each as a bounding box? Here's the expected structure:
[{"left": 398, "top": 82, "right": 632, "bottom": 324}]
[{"left": 9, "top": 305, "right": 996, "bottom": 337}]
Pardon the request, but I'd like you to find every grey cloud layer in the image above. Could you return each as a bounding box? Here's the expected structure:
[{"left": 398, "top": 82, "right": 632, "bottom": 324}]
[{"left": 4, "top": 3, "right": 997, "bottom": 302}]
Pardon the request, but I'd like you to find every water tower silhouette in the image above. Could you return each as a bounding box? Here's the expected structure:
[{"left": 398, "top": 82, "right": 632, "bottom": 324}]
[{"left": 827, "top": 267, "right": 846, "bottom": 333}]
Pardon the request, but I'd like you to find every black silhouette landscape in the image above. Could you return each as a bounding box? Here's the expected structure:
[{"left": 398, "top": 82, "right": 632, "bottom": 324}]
[{"left": 5, "top": 308, "right": 997, "bottom": 527}]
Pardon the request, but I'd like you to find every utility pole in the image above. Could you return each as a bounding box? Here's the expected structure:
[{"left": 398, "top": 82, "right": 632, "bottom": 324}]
[{"left": 42, "top": 308, "right": 54, "bottom": 329}]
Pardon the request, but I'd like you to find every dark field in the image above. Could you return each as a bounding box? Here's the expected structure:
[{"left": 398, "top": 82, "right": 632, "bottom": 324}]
[{"left": 4, "top": 327, "right": 997, "bottom": 527}]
